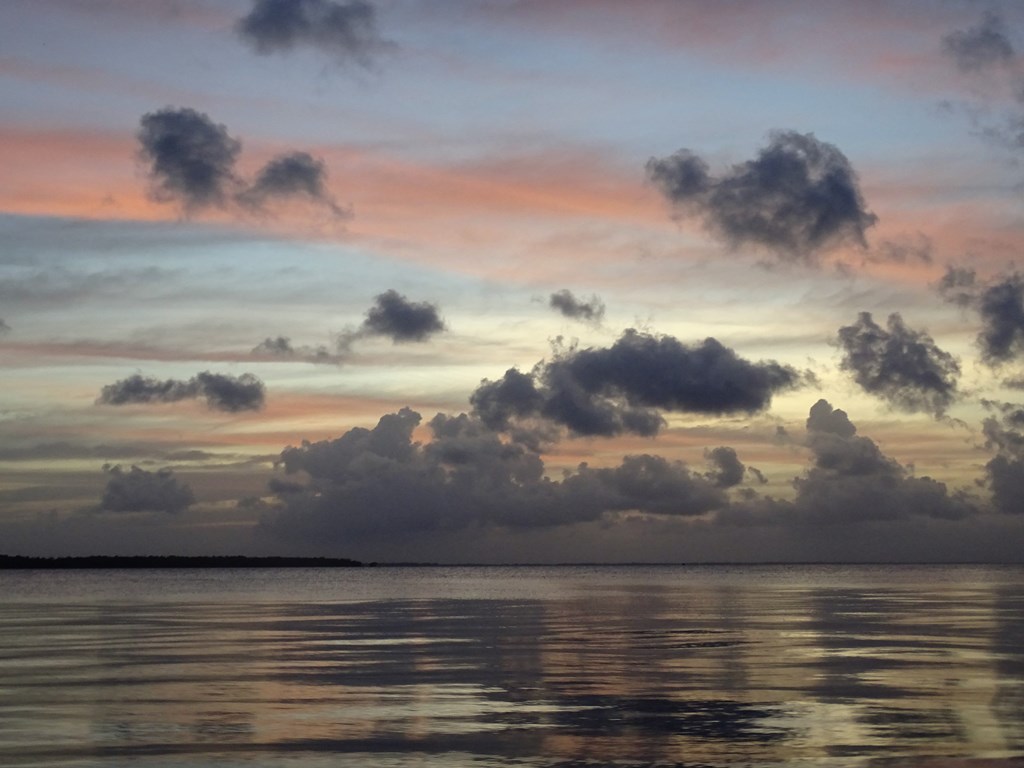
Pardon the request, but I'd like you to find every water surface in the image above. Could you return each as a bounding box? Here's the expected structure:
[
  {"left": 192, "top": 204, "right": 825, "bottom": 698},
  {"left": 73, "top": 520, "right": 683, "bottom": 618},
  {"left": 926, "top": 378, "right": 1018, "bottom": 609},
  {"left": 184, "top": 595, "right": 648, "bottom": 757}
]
[{"left": 1, "top": 564, "right": 1022, "bottom": 767}]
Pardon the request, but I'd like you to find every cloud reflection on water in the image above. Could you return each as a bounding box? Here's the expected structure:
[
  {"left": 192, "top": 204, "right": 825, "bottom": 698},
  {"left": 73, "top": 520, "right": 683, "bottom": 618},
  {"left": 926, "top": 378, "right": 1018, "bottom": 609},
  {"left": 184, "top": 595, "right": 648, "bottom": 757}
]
[{"left": 0, "top": 565, "right": 1022, "bottom": 767}]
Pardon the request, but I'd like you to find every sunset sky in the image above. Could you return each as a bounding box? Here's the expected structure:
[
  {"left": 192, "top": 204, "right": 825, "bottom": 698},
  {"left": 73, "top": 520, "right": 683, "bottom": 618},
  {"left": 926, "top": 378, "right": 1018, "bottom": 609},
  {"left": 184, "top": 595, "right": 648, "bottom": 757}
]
[{"left": 5, "top": 0, "right": 1024, "bottom": 562}]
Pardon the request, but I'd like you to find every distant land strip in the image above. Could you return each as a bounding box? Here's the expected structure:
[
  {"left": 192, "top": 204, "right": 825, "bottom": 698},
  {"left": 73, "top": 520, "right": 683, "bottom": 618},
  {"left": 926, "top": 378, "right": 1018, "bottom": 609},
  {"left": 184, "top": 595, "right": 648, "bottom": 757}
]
[{"left": 0, "top": 555, "right": 367, "bottom": 569}]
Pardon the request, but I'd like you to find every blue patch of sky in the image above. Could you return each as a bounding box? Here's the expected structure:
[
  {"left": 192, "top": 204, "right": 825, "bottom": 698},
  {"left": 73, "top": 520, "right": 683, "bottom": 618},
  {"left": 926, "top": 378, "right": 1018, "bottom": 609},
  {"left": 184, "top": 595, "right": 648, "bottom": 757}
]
[{"left": 1, "top": 212, "right": 491, "bottom": 350}]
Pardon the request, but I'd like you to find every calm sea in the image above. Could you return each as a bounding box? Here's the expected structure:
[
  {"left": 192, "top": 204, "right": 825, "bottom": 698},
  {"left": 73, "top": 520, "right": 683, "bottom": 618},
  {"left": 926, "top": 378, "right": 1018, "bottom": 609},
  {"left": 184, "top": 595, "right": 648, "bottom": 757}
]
[{"left": 1, "top": 564, "right": 1022, "bottom": 768}]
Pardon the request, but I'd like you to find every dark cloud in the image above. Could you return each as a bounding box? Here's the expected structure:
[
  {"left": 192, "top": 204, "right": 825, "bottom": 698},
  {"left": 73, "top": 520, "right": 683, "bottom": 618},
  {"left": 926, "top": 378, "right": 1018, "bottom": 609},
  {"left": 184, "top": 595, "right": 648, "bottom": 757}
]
[
  {"left": 138, "top": 107, "right": 242, "bottom": 211},
  {"left": 258, "top": 293, "right": 445, "bottom": 360},
  {"left": 646, "top": 131, "right": 877, "bottom": 262},
  {"left": 570, "top": 454, "right": 725, "bottom": 519},
  {"left": 981, "top": 401, "right": 1024, "bottom": 515},
  {"left": 262, "top": 407, "right": 725, "bottom": 543},
  {"left": 549, "top": 289, "right": 606, "bottom": 325},
  {"left": 985, "top": 454, "right": 1024, "bottom": 515},
  {"left": 267, "top": 477, "right": 306, "bottom": 495},
  {"left": 138, "top": 107, "right": 341, "bottom": 219},
  {"left": 940, "top": 269, "right": 1024, "bottom": 364},
  {"left": 704, "top": 446, "right": 745, "bottom": 489},
  {"left": 237, "top": 495, "right": 269, "bottom": 510},
  {"left": 977, "top": 274, "right": 1024, "bottom": 363},
  {"left": 747, "top": 466, "right": 768, "bottom": 485},
  {"left": 194, "top": 372, "right": 266, "bottom": 412},
  {"left": 836, "top": 312, "right": 960, "bottom": 417},
  {"left": 805, "top": 398, "right": 856, "bottom": 438},
  {"left": 942, "top": 12, "right": 1015, "bottom": 73},
  {"left": 240, "top": 152, "right": 347, "bottom": 216},
  {"left": 646, "top": 148, "right": 711, "bottom": 201},
  {"left": 470, "top": 368, "right": 546, "bottom": 431},
  {"left": 254, "top": 295, "right": 446, "bottom": 362},
  {"left": 262, "top": 398, "right": 984, "bottom": 553},
  {"left": 97, "top": 373, "right": 195, "bottom": 406},
  {"left": 472, "top": 330, "right": 807, "bottom": 437},
  {"left": 727, "top": 400, "right": 976, "bottom": 526},
  {"left": 345, "top": 289, "right": 447, "bottom": 346},
  {"left": 99, "top": 465, "right": 195, "bottom": 514},
  {"left": 236, "top": 0, "right": 388, "bottom": 65},
  {"left": 97, "top": 372, "right": 265, "bottom": 412},
  {"left": 0, "top": 318, "right": 10, "bottom": 334}
]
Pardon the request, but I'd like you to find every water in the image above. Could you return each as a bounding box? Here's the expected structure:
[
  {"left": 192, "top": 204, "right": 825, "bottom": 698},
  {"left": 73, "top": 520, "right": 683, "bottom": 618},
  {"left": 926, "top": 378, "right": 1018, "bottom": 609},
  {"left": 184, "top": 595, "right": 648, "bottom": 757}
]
[{"left": 1, "top": 564, "right": 1022, "bottom": 768}]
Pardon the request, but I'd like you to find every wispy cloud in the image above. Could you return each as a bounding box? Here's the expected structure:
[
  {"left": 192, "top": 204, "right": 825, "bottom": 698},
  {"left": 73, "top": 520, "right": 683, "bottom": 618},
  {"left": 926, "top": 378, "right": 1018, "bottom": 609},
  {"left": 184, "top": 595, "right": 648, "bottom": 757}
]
[{"left": 942, "top": 12, "right": 1015, "bottom": 73}]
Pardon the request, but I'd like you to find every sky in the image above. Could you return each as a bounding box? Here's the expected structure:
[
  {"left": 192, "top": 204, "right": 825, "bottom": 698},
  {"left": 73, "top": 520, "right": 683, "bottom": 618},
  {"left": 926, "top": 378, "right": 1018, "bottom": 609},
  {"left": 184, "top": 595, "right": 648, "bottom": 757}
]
[{"left": 5, "top": 0, "right": 1024, "bottom": 563}]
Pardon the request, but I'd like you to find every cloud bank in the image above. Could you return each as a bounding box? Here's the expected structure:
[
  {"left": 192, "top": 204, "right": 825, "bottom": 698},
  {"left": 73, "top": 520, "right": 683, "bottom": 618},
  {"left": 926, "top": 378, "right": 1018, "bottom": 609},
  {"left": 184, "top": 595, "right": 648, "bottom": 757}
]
[
  {"left": 100, "top": 465, "right": 195, "bottom": 514},
  {"left": 725, "top": 400, "right": 976, "bottom": 527},
  {"left": 262, "top": 407, "right": 726, "bottom": 544},
  {"left": 794, "top": 400, "right": 973, "bottom": 522},
  {"left": 259, "top": 396, "right": 987, "bottom": 557}
]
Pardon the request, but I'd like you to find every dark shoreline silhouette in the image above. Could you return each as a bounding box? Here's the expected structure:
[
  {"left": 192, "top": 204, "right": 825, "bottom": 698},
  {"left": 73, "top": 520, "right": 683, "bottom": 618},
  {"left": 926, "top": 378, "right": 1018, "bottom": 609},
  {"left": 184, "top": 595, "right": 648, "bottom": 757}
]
[
  {"left": 2, "top": 556, "right": 1016, "bottom": 570},
  {"left": 0, "top": 555, "right": 366, "bottom": 570}
]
